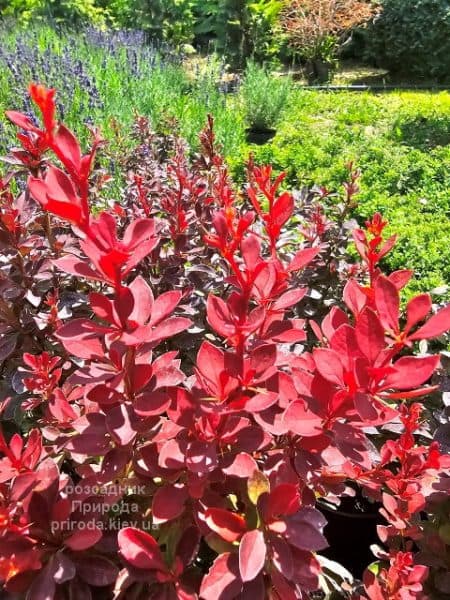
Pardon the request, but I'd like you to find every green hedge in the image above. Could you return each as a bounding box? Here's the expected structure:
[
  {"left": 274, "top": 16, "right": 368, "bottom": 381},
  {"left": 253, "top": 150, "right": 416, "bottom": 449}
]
[{"left": 365, "top": 0, "right": 450, "bottom": 80}]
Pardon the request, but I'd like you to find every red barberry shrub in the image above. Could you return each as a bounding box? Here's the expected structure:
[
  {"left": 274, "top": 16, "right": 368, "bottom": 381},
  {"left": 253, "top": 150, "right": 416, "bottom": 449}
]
[{"left": 0, "top": 84, "right": 449, "bottom": 600}]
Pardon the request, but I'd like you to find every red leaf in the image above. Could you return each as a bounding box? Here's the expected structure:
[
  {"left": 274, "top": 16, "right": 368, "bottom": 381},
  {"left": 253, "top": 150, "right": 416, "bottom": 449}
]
[
  {"left": 272, "top": 192, "right": 294, "bottom": 228},
  {"left": 64, "top": 526, "right": 102, "bottom": 551},
  {"left": 273, "top": 288, "right": 307, "bottom": 310},
  {"left": 405, "top": 294, "right": 432, "bottom": 332},
  {"left": 245, "top": 391, "right": 278, "bottom": 412},
  {"left": 354, "top": 392, "right": 378, "bottom": 422},
  {"left": 204, "top": 508, "right": 247, "bottom": 542},
  {"left": 374, "top": 276, "right": 399, "bottom": 333},
  {"left": 250, "top": 344, "right": 277, "bottom": 376},
  {"left": 239, "top": 530, "right": 266, "bottom": 582},
  {"left": 152, "top": 484, "right": 188, "bottom": 524},
  {"left": 266, "top": 319, "right": 306, "bottom": 343},
  {"left": 54, "top": 124, "right": 82, "bottom": 172},
  {"left": 129, "top": 363, "right": 154, "bottom": 391},
  {"left": 313, "top": 348, "right": 344, "bottom": 386},
  {"left": 87, "top": 385, "right": 123, "bottom": 407},
  {"left": 152, "top": 361, "right": 184, "bottom": 388},
  {"left": 118, "top": 527, "right": 166, "bottom": 571},
  {"left": 207, "top": 295, "right": 234, "bottom": 338},
  {"left": 122, "top": 218, "right": 156, "bottom": 248},
  {"left": 383, "top": 355, "right": 440, "bottom": 390},
  {"left": 106, "top": 404, "right": 136, "bottom": 446},
  {"left": 43, "top": 197, "right": 82, "bottom": 225},
  {"left": 283, "top": 401, "right": 323, "bottom": 437},
  {"left": 124, "top": 238, "right": 159, "bottom": 274},
  {"left": 158, "top": 439, "right": 185, "bottom": 471},
  {"left": 200, "top": 553, "right": 242, "bottom": 600},
  {"left": 90, "top": 292, "right": 115, "bottom": 323},
  {"left": 288, "top": 247, "right": 321, "bottom": 272},
  {"left": 321, "top": 307, "right": 348, "bottom": 342},
  {"left": 186, "top": 441, "right": 218, "bottom": 474},
  {"left": 355, "top": 307, "right": 385, "bottom": 363},
  {"left": 150, "top": 290, "right": 183, "bottom": 326},
  {"left": 5, "top": 110, "right": 38, "bottom": 131},
  {"left": 149, "top": 317, "right": 192, "bottom": 344},
  {"left": 30, "top": 166, "right": 82, "bottom": 223},
  {"left": 222, "top": 453, "right": 258, "bottom": 478},
  {"left": 388, "top": 269, "right": 413, "bottom": 290},
  {"left": 267, "top": 484, "right": 301, "bottom": 520},
  {"left": 48, "top": 389, "right": 78, "bottom": 422},
  {"left": 128, "top": 276, "right": 153, "bottom": 326},
  {"left": 343, "top": 279, "right": 367, "bottom": 316},
  {"left": 65, "top": 433, "right": 110, "bottom": 456},
  {"left": 241, "top": 234, "right": 261, "bottom": 270},
  {"left": 363, "top": 570, "right": 385, "bottom": 600},
  {"left": 195, "top": 341, "right": 239, "bottom": 399},
  {"left": 409, "top": 304, "right": 450, "bottom": 340},
  {"left": 53, "top": 255, "right": 103, "bottom": 281},
  {"left": 56, "top": 318, "right": 107, "bottom": 359}
]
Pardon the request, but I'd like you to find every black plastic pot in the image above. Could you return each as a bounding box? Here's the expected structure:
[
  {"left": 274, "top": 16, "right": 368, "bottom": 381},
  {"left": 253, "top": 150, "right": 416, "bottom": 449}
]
[
  {"left": 318, "top": 494, "right": 383, "bottom": 579},
  {"left": 305, "top": 59, "right": 334, "bottom": 85},
  {"left": 245, "top": 127, "right": 276, "bottom": 145}
]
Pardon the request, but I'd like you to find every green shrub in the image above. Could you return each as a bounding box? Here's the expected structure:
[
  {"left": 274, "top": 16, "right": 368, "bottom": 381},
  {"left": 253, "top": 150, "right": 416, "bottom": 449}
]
[
  {"left": 192, "top": 0, "right": 285, "bottom": 67},
  {"left": 118, "top": 0, "right": 197, "bottom": 46},
  {"left": 365, "top": 0, "right": 450, "bottom": 80},
  {"left": 241, "top": 61, "right": 293, "bottom": 130},
  {"left": 0, "top": 0, "right": 109, "bottom": 27}
]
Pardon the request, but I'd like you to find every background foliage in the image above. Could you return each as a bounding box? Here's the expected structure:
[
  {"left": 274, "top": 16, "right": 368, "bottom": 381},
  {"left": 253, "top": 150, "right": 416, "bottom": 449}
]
[{"left": 364, "top": 0, "right": 450, "bottom": 80}]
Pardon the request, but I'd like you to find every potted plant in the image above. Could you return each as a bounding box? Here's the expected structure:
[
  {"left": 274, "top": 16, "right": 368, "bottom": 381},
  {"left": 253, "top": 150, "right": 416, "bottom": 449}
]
[
  {"left": 241, "top": 60, "right": 292, "bottom": 144},
  {"left": 281, "top": 0, "right": 378, "bottom": 84}
]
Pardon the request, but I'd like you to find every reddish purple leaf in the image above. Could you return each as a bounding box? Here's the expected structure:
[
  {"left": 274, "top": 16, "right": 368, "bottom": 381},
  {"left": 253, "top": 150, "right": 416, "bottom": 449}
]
[
  {"left": 283, "top": 401, "right": 323, "bottom": 437},
  {"left": 64, "top": 526, "right": 102, "bottom": 551},
  {"left": 118, "top": 527, "right": 166, "bottom": 572},
  {"left": 152, "top": 484, "right": 188, "bottom": 524},
  {"left": 200, "top": 553, "right": 242, "bottom": 600},
  {"left": 239, "top": 530, "right": 266, "bottom": 582},
  {"left": 75, "top": 555, "right": 118, "bottom": 587},
  {"left": 288, "top": 247, "right": 321, "bottom": 272}
]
